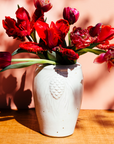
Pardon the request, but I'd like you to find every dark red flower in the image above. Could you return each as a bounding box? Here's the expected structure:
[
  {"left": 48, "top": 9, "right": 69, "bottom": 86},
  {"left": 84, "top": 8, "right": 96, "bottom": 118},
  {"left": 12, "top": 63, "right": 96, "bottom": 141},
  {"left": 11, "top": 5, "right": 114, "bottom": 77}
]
[
  {"left": 89, "top": 24, "right": 114, "bottom": 43},
  {"left": 70, "top": 27, "right": 94, "bottom": 49},
  {"left": 0, "top": 52, "right": 11, "bottom": 69},
  {"left": 19, "top": 42, "right": 44, "bottom": 52},
  {"left": 31, "top": 8, "right": 44, "bottom": 30},
  {"left": 88, "top": 23, "right": 102, "bottom": 37},
  {"left": 2, "top": 16, "right": 21, "bottom": 39},
  {"left": 34, "top": 0, "right": 52, "bottom": 12},
  {"left": 2, "top": 7, "right": 31, "bottom": 41},
  {"left": 61, "top": 49, "right": 79, "bottom": 60},
  {"left": 16, "top": 7, "right": 31, "bottom": 36},
  {"left": 55, "top": 19, "right": 70, "bottom": 41},
  {"left": 96, "top": 40, "right": 114, "bottom": 50},
  {"left": 97, "top": 25, "right": 114, "bottom": 42},
  {"left": 94, "top": 50, "right": 114, "bottom": 71},
  {"left": 63, "top": 7, "right": 79, "bottom": 25}
]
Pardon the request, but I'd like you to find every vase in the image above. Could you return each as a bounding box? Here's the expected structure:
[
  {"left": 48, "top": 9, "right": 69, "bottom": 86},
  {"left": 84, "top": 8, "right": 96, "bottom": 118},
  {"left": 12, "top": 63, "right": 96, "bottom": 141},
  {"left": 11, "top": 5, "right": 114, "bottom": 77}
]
[{"left": 33, "top": 62, "right": 83, "bottom": 137}]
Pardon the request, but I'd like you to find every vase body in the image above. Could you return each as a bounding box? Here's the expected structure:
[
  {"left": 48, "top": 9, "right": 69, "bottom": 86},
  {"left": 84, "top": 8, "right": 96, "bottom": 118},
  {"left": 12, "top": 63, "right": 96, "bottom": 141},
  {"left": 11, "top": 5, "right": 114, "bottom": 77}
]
[{"left": 33, "top": 63, "right": 83, "bottom": 137}]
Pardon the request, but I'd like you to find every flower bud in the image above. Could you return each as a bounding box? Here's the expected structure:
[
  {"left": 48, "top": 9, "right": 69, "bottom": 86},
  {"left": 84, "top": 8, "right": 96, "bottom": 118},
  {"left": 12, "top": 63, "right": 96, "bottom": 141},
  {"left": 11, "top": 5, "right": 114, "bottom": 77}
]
[
  {"left": 63, "top": 7, "right": 79, "bottom": 25},
  {"left": 0, "top": 52, "right": 11, "bottom": 69},
  {"left": 34, "top": 0, "right": 52, "bottom": 12}
]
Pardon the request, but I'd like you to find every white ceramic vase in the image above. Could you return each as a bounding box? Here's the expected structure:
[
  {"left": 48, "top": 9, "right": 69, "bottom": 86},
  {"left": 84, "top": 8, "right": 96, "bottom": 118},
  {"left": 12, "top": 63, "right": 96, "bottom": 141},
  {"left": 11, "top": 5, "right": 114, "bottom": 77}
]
[{"left": 33, "top": 63, "right": 83, "bottom": 137}]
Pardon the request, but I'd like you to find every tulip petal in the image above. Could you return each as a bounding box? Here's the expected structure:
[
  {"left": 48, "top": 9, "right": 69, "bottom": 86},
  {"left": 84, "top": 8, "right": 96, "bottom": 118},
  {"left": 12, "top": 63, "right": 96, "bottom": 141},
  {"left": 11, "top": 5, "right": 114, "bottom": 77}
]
[
  {"left": 93, "top": 53, "right": 106, "bottom": 64},
  {"left": 34, "top": 20, "right": 49, "bottom": 45},
  {"left": 56, "top": 19, "right": 69, "bottom": 40},
  {"left": 0, "top": 52, "right": 11, "bottom": 69},
  {"left": 97, "top": 25, "right": 114, "bottom": 42},
  {"left": 19, "top": 42, "right": 44, "bottom": 52}
]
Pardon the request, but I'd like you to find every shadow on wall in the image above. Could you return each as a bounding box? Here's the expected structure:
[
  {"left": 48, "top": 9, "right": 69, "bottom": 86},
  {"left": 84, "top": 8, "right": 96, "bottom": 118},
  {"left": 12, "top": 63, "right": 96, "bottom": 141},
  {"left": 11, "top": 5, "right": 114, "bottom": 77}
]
[{"left": 0, "top": 71, "right": 32, "bottom": 110}]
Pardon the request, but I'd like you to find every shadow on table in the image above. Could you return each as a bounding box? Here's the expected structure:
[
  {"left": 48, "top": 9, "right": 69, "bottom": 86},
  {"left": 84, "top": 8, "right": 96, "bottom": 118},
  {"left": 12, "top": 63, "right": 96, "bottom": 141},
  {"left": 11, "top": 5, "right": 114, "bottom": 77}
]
[
  {"left": 0, "top": 108, "right": 40, "bottom": 133},
  {"left": 94, "top": 110, "right": 114, "bottom": 127},
  {"left": 75, "top": 110, "right": 114, "bottom": 129}
]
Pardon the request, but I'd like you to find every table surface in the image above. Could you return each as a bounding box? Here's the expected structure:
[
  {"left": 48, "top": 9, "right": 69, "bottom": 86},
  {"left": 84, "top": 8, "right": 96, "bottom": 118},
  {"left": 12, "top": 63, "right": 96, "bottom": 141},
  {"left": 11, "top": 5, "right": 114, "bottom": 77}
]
[{"left": 0, "top": 109, "right": 114, "bottom": 144}]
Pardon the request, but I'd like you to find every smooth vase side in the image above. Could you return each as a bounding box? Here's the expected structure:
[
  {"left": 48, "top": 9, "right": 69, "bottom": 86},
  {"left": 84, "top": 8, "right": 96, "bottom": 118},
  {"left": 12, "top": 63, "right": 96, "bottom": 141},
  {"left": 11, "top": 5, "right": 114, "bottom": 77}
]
[{"left": 33, "top": 63, "right": 83, "bottom": 137}]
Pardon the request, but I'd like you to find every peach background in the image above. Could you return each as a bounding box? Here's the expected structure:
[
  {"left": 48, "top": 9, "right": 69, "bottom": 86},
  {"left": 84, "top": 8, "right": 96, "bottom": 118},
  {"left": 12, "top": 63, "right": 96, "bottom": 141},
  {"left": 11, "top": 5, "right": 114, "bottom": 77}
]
[{"left": 0, "top": 0, "right": 114, "bottom": 110}]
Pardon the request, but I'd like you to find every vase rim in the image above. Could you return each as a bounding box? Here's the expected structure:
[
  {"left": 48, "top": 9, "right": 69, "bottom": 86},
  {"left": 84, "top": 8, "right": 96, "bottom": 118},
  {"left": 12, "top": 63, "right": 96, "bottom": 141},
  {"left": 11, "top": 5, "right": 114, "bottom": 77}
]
[{"left": 36, "top": 62, "right": 81, "bottom": 71}]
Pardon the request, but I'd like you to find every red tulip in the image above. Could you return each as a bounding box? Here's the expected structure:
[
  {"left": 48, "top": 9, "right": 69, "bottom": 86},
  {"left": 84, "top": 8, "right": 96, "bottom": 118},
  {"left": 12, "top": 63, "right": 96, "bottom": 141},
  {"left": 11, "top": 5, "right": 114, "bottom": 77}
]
[
  {"left": 63, "top": 7, "right": 79, "bottom": 25},
  {"left": 34, "top": 0, "right": 52, "bottom": 12},
  {"left": 89, "top": 23, "right": 102, "bottom": 37},
  {"left": 19, "top": 42, "right": 44, "bottom": 52},
  {"left": 2, "top": 7, "right": 31, "bottom": 41},
  {"left": 61, "top": 49, "right": 79, "bottom": 60},
  {"left": 94, "top": 50, "right": 114, "bottom": 71},
  {"left": 16, "top": 7, "right": 31, "bottom": 36},
  {"left": 34, "top": 19, "right": 69, "bottom": 49},
  {"left": 89, "top": 24, "right": 114, "bottom": 43},
  {"left": 70, "top": 27, "right": 94, "bottom": 49},
  {"left": 0, "top": 52, "right": 11, "bottom": 69},
  {"left": 97, "top": 25, "right": 114, "bottom": 42}
]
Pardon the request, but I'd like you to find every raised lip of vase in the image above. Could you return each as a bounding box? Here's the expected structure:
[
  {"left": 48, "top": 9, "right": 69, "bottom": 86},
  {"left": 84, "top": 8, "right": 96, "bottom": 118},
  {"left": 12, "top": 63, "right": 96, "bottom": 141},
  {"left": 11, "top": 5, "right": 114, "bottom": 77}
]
[{"left": 37, "top": 62, "right": 81, "bottom": 70}]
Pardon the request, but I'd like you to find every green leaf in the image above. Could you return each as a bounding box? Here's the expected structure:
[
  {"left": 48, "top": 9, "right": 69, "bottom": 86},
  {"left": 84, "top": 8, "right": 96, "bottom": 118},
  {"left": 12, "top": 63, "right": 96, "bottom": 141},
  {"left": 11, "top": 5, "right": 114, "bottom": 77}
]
[
  {"left": 0, "top": 59, "right": 58, "bottom": 72},
  {"left": 86, "top": 43, "right": 99, "bottom": 48},
  {"left": 30, "top": 30, "right": 37, "bottom": 43},
  {"left": 47, "top": 51, "right": 63, "bottom": 63},
  {"left": 0, "top": 62, "right": 38, "bottom": 72},
  {"left": 47, "top": 51, "right": 57, "bottom": 61},
  {"left": 77, "top": 48, "right": 106, "bottom": 56},
  {"left": 12, "top": 48, "right": 36, "bottom": 56}
]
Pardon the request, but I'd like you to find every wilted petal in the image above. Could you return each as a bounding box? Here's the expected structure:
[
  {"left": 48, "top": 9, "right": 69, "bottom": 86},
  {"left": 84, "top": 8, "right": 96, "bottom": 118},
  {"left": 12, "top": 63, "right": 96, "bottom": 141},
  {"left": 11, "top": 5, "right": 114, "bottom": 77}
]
[{"left": 0, "top": 52, "right": 11, "bottom": 69}]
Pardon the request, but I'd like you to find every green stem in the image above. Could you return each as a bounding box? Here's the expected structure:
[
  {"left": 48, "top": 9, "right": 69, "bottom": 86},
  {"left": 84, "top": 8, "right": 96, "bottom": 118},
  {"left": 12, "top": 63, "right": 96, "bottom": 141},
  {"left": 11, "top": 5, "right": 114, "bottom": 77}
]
[
  {"left": 11, "top": 58, "right": 58, "bottom": 65},
  {"left": 68, "top": 30, "right": 71, "bottom": 46}
]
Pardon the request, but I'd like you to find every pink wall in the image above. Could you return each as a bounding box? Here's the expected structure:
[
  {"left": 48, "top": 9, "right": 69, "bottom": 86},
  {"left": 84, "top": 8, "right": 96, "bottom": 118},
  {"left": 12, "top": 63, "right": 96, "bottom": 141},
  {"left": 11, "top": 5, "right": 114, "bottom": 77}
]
[{"left": 0, "top": 0, "right": 114, "bottom": 110}]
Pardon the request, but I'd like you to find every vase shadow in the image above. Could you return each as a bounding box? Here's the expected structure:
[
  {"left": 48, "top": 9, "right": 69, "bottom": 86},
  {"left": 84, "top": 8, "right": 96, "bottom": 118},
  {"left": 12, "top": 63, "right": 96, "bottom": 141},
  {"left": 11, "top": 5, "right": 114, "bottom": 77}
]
[
  {"left": 0, "top": 74, "right": 17, "bottom": 110},
  {"left": 14, "top": 108, "right": 40, "bottom": 132},
  {"left": 0, "top": 108, "right": 40, "bottom": 133},
  {"left": 54, "top": 63, "right": 80, "bottom": 77}
]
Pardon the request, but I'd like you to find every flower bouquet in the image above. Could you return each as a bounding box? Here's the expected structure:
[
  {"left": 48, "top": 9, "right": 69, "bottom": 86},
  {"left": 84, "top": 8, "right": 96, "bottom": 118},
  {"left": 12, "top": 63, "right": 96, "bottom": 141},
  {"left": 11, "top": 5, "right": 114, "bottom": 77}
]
[
  {"left": 0, "top": 0, "right": 114, "bottom": 71},
  {"left": 1, "top": 0, "right": 114, "bottom": 137}
]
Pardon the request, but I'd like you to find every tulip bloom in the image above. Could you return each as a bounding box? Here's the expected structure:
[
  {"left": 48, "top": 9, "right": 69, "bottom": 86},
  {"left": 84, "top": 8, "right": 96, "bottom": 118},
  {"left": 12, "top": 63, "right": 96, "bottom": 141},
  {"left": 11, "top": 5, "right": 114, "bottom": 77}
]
[
  {"left": 61, "top": 49, "right": 79, "bottom": 60},
  {"left": 19, "top": 42, "right": 44, "bottom": 52},
  {"left": 2, "top": 7, "right": 31, "bottom": 41},
  {"left": 2, "top": 7, "right": 44, "bottom": 41},
  {"left": 34, "top": 19, "right": 69, "bottom": 49},
  {"left": 88, "top": 23, "right": 102, "bottom": 37},
  {"left": 0, "top": 52, "right": 11, "bottom": 69},
  {"left": 63, "top": 7, "right": 79, "bottom": 25},
  {"left": 34, "top": 0, "right": 52, "bottom": 12},
  {"left": 70, "top": 27, "right": 94, "bottom": 49},
  {"left": 94, "top": 50, "right": 114, "bottom": 71},
  {"left": 89, "top": 24, "right": 114, "bottom": 43},
  {"left": 19, "top": 19, "right": 69, "bottom": 52}
]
